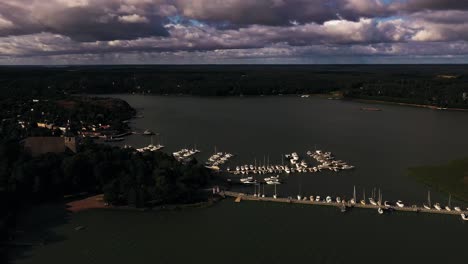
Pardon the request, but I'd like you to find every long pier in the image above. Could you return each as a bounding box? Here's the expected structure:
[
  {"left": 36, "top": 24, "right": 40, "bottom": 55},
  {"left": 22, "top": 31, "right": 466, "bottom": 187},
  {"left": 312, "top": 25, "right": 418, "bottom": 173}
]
[{"left": 222, "top": 191, "right": 468, "bottom": 217}]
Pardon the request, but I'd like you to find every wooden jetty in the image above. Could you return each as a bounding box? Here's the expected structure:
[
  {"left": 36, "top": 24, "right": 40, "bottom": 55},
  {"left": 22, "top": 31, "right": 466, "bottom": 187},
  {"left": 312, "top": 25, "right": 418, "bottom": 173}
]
[{"left": 222, "top": 191, "right": 467, "bottom": 217}]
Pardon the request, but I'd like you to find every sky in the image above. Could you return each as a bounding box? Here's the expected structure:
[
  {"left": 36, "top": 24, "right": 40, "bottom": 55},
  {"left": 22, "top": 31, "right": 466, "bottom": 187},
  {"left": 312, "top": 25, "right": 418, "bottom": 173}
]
[{"left": 1, "top": 0, "right": 468, "bottom": 64}]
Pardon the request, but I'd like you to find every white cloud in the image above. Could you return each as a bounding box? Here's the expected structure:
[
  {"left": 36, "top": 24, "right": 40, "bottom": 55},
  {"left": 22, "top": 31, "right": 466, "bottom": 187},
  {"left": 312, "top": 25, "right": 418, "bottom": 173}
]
[{"left": 118, "top": 14, "right": 149, "bottom": 24}]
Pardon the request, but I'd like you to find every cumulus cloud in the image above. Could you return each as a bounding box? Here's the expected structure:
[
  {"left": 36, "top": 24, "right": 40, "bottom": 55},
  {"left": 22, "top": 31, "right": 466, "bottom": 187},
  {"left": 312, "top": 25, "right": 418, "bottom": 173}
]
[{"left": 0, "top": 0, "right": 467, "bottom": 63}]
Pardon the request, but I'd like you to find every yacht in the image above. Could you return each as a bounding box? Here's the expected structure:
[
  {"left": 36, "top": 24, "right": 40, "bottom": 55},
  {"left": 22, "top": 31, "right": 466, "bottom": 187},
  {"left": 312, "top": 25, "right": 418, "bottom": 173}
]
[
  {"left": 266, "top": 179, "right": 281, "bottom": 185},
  {"left": 240, "top": 176, "right": 253, "bottom": 183},
  {"left": 326, "top": 196, "right": 332, "bottom": 203},
  {"left": 336, "top": 197, "right": 341, "bottom": 203},
  {"left": 350, "top": 198, "right": 356, "bottom": 205},
  {"left": 434, "top": 203, "right": 442, "bottom": 211},
  {"left": 454, "top": 207, "right": 461, "bottom": 212},
  {"left": 396, "top": 200, "right": 405, "bottom": 208},
  {"left": 315, "top": 196, "right": 321, "bottom": 202},
  {"left": 360, "top": 200, "right": 366, "bottom": 205},
  {"left": 423, "top": 204, "right": 431, "bottom": 210}
]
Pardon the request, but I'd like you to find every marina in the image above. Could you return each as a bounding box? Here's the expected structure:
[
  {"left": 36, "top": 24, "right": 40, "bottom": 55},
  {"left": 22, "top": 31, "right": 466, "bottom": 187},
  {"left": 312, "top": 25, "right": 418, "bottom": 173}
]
[{"left": 227, "top": 150, "right": 354, "bottom": 176}]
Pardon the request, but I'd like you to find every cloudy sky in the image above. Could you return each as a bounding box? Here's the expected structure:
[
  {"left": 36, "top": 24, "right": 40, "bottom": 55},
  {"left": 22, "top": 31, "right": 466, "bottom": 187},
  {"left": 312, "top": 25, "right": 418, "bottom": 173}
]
[{"left": 1, "top": 0, "right": 468, "bottom": 64}]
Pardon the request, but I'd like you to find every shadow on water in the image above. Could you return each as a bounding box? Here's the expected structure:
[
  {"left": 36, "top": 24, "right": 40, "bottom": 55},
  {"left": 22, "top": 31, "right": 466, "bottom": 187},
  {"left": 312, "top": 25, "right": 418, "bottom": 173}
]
[{"left": 6, "top": 203, "right": 70, "bottom": 264}]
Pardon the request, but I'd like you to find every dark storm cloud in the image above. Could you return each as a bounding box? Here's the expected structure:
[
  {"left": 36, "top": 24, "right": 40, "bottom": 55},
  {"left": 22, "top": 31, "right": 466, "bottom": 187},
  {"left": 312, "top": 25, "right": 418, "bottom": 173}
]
[
  {"left": 0, "top": 0, "right": 170, "bottom": 42},
  {"left": 174, "top": 0, "right": 397, "bottom": 26}
]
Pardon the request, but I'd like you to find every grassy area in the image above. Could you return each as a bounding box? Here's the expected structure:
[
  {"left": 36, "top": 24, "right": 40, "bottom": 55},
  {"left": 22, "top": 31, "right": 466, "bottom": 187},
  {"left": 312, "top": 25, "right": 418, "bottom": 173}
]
[{"left": 408, "top": 159, "right": 468, "bottom": 202}]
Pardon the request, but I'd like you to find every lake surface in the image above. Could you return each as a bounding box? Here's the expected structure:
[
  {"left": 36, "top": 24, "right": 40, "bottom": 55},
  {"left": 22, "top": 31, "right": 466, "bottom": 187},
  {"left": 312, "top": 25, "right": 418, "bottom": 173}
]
[{"left": 15, "top": 95, "right": 468, "bottom": 264}]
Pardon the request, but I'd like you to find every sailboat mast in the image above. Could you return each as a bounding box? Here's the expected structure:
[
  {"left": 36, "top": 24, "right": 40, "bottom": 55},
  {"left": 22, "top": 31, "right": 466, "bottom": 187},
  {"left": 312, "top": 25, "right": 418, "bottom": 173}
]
[
  {"left": 428, "top": 190, "right": 431, "bottom": 207},
  {"left": 353, "top": 185, "right": 356, "bottom": 202}
]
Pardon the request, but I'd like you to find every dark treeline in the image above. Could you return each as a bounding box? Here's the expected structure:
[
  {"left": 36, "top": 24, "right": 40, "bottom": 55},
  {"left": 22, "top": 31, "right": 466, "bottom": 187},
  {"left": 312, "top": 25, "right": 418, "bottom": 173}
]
[
  {"left": 0, "top": 139, "right": 212, "bottom": 255},
  {"left": 1, "top": 65, "right": 468, "bottom": 108}
]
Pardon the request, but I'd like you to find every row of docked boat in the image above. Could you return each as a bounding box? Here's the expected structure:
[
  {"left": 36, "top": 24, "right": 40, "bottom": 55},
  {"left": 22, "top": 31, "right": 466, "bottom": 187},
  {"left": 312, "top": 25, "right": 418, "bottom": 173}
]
[
  {"left": 205, "top": 151, "right": 235, "bottom": 170},
  {"left": 136, "top": 135, "right": 165, "bottom": 152},
  {"left": 228, "top": 150, "right": 354, "bottom": 175},
  {"left": 307, "top": 150, "right": 354, "bottom": 171},
  {"left": 172, "top": 147, "right": 200, "bottom": 161},
  {"left": 240, "top": 175, "right": 282, "bottom": 185}
]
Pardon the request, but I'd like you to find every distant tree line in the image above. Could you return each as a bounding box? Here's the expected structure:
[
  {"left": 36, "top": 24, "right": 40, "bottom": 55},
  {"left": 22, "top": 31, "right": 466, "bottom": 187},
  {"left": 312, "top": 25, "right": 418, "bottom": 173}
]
[{"left": 1, "top": 65, "right": 467, "bottom": 108}]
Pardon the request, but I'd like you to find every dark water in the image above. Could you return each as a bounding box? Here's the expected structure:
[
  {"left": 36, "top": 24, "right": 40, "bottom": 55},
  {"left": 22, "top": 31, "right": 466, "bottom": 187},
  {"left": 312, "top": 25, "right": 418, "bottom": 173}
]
[{"left": 15, "top": 95, "right": 468, "bottom": 264}]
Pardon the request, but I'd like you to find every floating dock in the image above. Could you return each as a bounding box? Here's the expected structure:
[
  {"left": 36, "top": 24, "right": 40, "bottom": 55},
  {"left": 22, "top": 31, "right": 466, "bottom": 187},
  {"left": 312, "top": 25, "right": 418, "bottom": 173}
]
[{"left": 222, "top": 191, "right": 467, "bottom": 217}]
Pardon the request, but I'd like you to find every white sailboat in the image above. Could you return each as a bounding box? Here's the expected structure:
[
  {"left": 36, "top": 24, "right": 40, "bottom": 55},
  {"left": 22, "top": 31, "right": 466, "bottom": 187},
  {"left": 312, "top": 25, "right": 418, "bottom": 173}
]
[
  {"left": 360, "top": 188, "right": 366, "bottom": 205},
  {"left": 445, "top": 194, "right": 452, "bottom": 211},
  {"left": 423, "top": 190, "right": 432, "bottom": 210}
]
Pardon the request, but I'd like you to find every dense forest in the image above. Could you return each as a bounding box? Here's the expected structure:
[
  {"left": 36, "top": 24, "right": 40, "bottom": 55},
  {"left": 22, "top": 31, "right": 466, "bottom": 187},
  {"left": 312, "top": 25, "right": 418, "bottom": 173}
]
[
  {"left": 0, "top": 139, "right": 212, "bottom": 259},
  {"left": 1, "top": 65, "right": 468, "bottom": 108}
]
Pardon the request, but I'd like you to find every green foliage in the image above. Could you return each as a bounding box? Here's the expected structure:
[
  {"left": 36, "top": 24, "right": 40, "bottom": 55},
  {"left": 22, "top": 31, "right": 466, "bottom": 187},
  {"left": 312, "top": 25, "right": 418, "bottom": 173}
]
[{"left": 408, "top": 159, "right": 468, "bottom": 202}]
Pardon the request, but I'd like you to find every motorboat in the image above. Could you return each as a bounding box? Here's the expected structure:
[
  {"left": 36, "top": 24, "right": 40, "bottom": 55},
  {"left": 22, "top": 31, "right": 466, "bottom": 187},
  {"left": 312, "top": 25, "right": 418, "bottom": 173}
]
[
  {"left": 143, "top": 129, "right": 154, "bottom": 135},
  {"left": 350, "top": 198, "right": 356, "bottom": 205},
  {"left": 378, "top": 207, "right": 384, "bottom": 214},
  {"left": 445, "top": 206, "right": 452, "bottom": 211},
  {"left": 396, "top": 200, "right": 405, "bottom": 208},
  {"left": 336, "top": 197, "right": 341, "bottom": 203},
  {"left": 297, "top": 195, "right": 302, "bottom": 201},
  {"left": 326, "top": 196, "right": 332, "bottom": 203},
  {"left": 384, "top": 201, "right": 392, "bottom": 207},
  {"left": 315, "top": 196, "right": 321, "bottom": 202},
  {"left": 434, "top": 203, "right": 442, "bottom": 211},
  {"left": 340, "top": 204, "right": 347, "bottom": 213},
  {"left": 264, "top": 175, "right": 279, "bottom": 181},
  {"left": 309, "top": 196, "right": 314, "bottom": 201},
  {"left": 461, "top": 214, "right": 468, "bottom": 221},
  {"left": 423, "top": 204, "right": 431, "bottom": 210},
  {"left": 454, "top": 207, "right": 461, "bottom": 212},
  {"left": 360, "top": 200, "right": 366, "bottom": 205}
]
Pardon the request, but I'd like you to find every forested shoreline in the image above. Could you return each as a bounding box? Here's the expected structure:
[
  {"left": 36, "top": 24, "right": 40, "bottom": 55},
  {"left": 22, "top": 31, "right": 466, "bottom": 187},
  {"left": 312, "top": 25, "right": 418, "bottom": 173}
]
[{"left": 1, "top": 65, "right": 468, "bottom": 108}]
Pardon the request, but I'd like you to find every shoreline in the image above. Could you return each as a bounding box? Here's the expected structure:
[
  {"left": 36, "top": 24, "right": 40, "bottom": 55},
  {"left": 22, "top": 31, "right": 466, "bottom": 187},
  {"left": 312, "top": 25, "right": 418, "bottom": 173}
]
[
  {"left": 66, "top": 194, "right": 222, "bottom": 213},
  {"left": 345, "top": 97, "right": 468, "bottom": 112}
]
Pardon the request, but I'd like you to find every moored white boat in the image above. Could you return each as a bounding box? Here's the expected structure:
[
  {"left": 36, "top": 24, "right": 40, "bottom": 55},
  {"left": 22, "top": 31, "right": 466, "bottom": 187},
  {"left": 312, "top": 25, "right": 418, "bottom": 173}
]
[
  {"left": 434, "top": 203, "right": 442, "bottom": 211},
  {"left": 396, "top": 200, "right": 405, "bottom": 208},
  {"left": 461, "top": 214, "right": 468, "bottom": 221}
]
